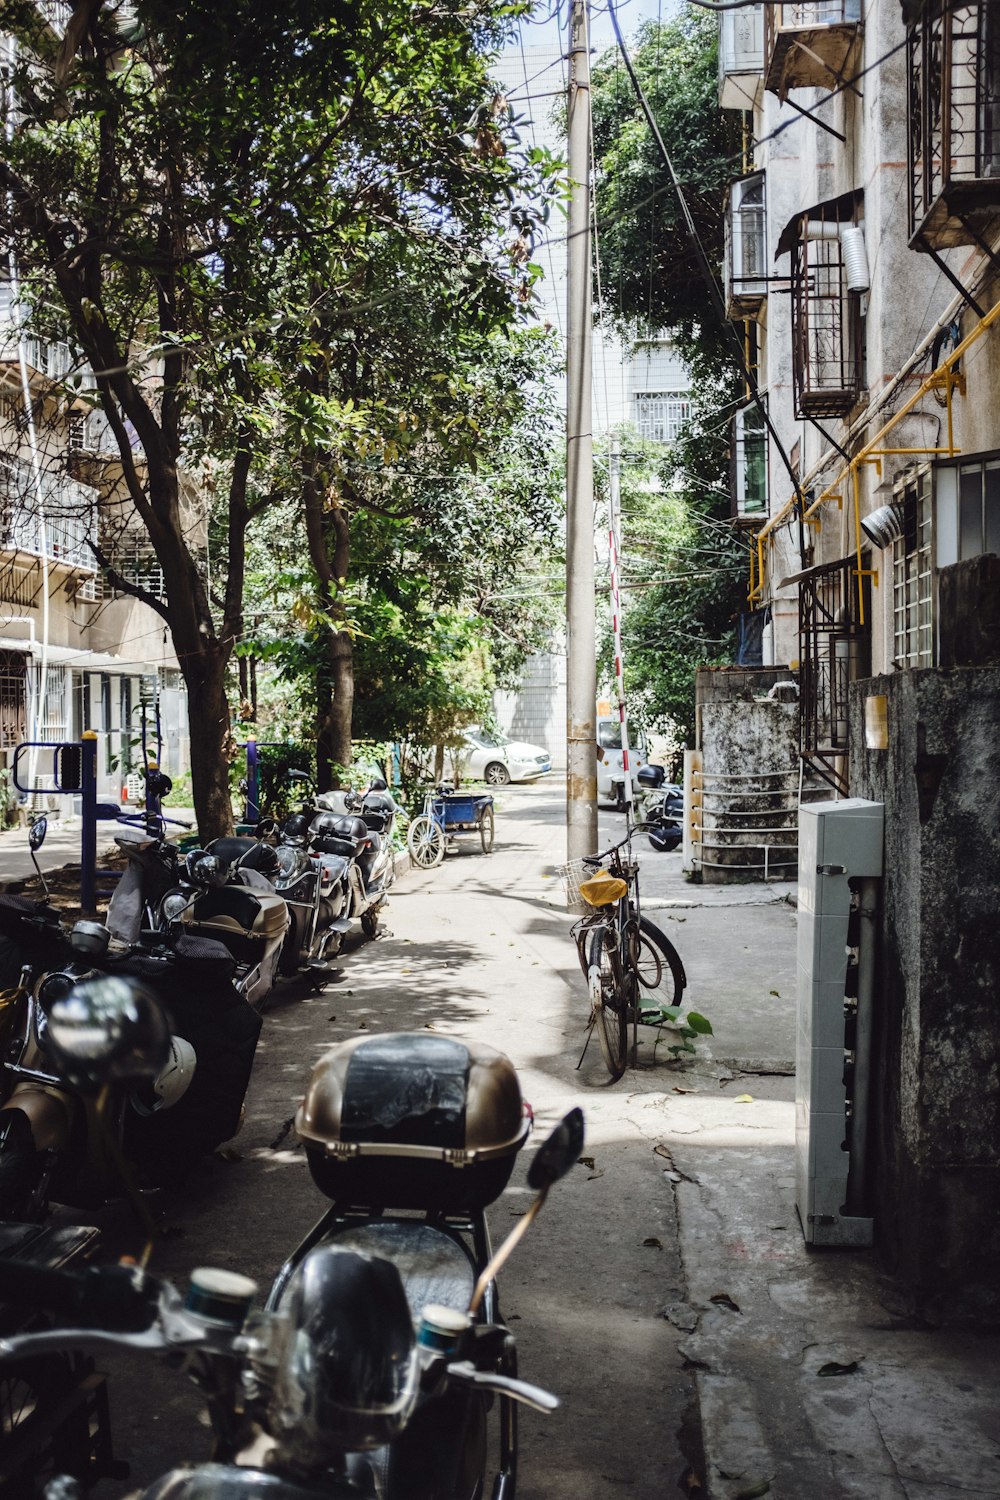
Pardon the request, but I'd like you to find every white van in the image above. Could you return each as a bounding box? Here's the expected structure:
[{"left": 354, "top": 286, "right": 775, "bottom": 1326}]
[{"left": 596, "top": 715, "right": 647, "bottom": 808}]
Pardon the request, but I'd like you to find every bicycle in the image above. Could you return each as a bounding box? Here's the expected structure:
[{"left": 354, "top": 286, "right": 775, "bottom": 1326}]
[{"left": 564, "top": 828, "right": 689, "bottom": 1081}]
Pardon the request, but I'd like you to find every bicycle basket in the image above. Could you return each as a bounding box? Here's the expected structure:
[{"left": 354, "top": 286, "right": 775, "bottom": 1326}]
[{"left": 556, "top": 858, "right": 591, "bottom": 912}]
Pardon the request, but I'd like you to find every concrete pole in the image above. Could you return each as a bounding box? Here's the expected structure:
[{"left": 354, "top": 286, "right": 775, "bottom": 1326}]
[
  {"left": 608, "top": 437, "right": 633, "bottom": 818},
  {"left": 565, "top": 0, "right": 598, "bottom": 863}
]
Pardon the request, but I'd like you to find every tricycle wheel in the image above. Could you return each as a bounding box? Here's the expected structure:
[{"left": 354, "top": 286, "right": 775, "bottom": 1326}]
[
  {"left": 478, "top": 805, "right": 495, "bottom": 854},
  {"left": 408, "top": 815, "right": 445, "bottom": 869}
]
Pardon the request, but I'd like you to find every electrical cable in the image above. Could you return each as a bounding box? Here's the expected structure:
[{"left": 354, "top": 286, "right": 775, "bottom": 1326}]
[{"left": 606, "top": 0, "right": 806, "bottom": 565}]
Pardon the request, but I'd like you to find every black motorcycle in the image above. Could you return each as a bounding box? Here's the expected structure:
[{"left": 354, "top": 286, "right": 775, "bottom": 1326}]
[
  {"left": 0, "top": 988, "right": 581, "bottom": 1500},
  {"left": 635, "top": 765, "right": 684, "bottom": 852}
]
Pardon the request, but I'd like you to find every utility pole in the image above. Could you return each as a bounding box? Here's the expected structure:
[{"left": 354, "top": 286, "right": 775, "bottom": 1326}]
[
  {"left": 565, "top": 0, "right": 598, "bottom": 863},
  {"left": 607, "top": 435, "right": 632, "bottom": 816}
]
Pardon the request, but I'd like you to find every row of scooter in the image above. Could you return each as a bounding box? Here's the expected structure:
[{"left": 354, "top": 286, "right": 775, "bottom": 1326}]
[
  {"left": 0, "top": 776, "right": 582, "bottom": 1499},
  {"left": 0, "top": 771, "right": 403, "bottom": 1222}
]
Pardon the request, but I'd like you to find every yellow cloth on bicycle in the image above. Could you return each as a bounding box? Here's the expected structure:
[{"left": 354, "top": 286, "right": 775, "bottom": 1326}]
[{"left": 578, "top": 869, "right": 627, "bottom": 907}]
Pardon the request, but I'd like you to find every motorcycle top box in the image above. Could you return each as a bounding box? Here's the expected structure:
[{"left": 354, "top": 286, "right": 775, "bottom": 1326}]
[{"left": 296, "top": 1033, "right": 531, "bottom": 1211}]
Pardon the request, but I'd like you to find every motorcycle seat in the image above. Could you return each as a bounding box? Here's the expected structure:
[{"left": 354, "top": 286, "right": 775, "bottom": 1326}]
[{"left": 184, "top": 886, "right": 289, "bottom": 939}]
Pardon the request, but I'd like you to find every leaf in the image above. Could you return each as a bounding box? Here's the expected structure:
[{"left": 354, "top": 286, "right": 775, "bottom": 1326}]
[
  {"left": 578, "top": 1155, "right": 595, "bottom": 1169},
  {"left": 769, "top": 989, "right": 781, "bottom": 997},
  {"left": 642, "top": 1237, "right": 663, "bottom": 1249},
  {"left": 709, "top": 1292, "right": 741, "bottom": 1314},
  {"left": 734, "top": 1093, "right": 754, "bottom": 1103},
  {"left": 817, "top": 1360, "right": 860, "bottom": 1378},
  {"left": 685, "top": 1011, "right": 713, "bottom": 1035}
]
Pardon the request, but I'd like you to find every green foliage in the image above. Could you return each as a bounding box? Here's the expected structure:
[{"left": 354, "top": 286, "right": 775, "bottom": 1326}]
[{"left": 590, "top": 9, "right": 740, "bottom": 378}]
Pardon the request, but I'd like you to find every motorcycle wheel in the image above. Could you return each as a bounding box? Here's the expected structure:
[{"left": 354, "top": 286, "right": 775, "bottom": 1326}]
[{"left": 0, "top": 1110, "right": 41, "bottom": 1222}]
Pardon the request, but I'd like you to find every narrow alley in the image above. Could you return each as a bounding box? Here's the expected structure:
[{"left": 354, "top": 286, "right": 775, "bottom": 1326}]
[{"left": 83, "top": 776, "right": 796, "bottom": 1498}]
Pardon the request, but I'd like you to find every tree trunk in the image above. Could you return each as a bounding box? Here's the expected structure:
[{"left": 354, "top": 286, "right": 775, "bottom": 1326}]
[
  {"left": 303, "top": 473, "right": 354, "bottom": 791},
  {"left": 181, "top": 645, "right": 235, "bottom": 840}
]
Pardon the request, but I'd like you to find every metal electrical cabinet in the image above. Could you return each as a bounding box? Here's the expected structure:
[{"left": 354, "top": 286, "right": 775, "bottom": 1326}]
[{"left": 796, "top": 799, "right": 883, "bottom": 1247}]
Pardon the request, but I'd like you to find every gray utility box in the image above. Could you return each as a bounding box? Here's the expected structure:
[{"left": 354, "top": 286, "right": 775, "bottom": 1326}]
[{"left": 796, "top": 799, "right": 883, "bottom": 1247}]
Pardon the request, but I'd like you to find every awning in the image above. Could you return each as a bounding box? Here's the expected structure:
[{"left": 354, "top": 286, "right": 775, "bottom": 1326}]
[
  {"left": 775, "top": 188, "right": 864, "bottom": 261},
  {"left": 0, "top": 635, "right": 156, "bottom": 676},
  {"left": 778, "top": 556, "right": 854, "bottom": 589}
]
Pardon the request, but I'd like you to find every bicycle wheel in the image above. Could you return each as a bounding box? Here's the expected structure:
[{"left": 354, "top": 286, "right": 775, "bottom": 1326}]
[
  {"left": 478, "top": 805, "right": 495, "bottom": 853},
  {"left": 587, "top": 926, "right": 629, "bottom": 1080},
  {"left": 634, "top": 915, "right": 686, "bottom": 1016},
  {"left": 408, "top": 815, "right": 445, "bottom": 869}
]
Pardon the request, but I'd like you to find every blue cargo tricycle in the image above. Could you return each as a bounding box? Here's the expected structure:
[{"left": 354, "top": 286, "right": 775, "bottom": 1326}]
[{"left": 407, "top": 784, "right": 495, "bottom": 868}]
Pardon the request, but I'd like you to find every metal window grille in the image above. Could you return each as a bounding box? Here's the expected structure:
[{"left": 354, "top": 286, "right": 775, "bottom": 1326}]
[
  {"left": 799, "top": 555, "right": 870, "bottom": 794},
  {"left": 909, "top": 1, "right": 1000, "bottom": 247},
  {"left": 635, "top": 392, "right": 692, "bottom": 444},
  {"left": 726, "top": 172, "right": 768, "bottom": 315},
  {"left": 0, "top": 650, "right": 26, "bottom": 749},
  {"left": 791, "top": 219, "right": 862, "bottom": 418},
  {"left": 892, "top": 468, "right": 934, "bottom": 670}
]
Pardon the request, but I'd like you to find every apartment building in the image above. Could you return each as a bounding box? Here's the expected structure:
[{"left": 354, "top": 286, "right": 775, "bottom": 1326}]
[
  {"left": 0, "top": 297, "right": 191, "bottom": 809},
  {"left": 718, "top": 0, "right": 1000, "bottom": 1311}
]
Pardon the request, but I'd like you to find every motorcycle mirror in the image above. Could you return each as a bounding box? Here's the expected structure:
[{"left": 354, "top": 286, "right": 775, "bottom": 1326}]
[
  {"left": 28, "top": 816, "right": 47, "bottom": 852},
  {"left": 369, "top": 777, "right": 388, "bottom": 793},
  {"left": 256, "top": 817, "right": 277, "bottom": 838},
  {"left": 527, "top": 1108, "right": 585, "bottom": 1192},
  {"left": 288, "top": 769, "right": 310, "bottom": 782},
  {"left": 469, "top": 1108, "right": 586, "bottom": 1317},
  {"left": 45, "top": 975, "right": 171, "bottom": 1092}
]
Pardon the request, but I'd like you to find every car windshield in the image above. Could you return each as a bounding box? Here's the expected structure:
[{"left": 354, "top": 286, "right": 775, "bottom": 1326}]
[{"left": 470, "top": 728, "right": 508, "bottom": 749}]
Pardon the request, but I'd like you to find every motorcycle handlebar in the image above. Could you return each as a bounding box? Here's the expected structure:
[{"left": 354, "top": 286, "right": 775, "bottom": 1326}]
[
  {"left": 0, "top": 1261, "right": 161, "bottom": 1334},
  {"left": 445, "top": 1361, "right": 559, "bottom": 1414}
]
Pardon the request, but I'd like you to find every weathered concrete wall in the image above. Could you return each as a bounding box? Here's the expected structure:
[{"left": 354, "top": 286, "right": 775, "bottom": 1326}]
[
  {"left": 849, "top": 666, "right": 1000, "bottom": 1320},
  {"left": 696, "top": 667, "right": 800, "bottom": 883}
]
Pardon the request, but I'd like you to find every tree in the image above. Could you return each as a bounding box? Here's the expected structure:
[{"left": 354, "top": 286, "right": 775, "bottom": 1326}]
[
  {"left": 589, "top": 13, "right": 748, "bottom": 742},
  {"left": 0, "top": 0, "right": 557, "bottom": 833}
]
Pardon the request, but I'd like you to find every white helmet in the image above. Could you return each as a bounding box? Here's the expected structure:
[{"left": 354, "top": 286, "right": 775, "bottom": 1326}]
[{"left": 129, "top": 1034, "right": 196, "bottom": 1114}]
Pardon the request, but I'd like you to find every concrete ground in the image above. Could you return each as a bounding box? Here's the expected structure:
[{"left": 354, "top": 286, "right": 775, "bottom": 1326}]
[{"left": 8, "top": 777, "right": 1000, "bottom": 1498}]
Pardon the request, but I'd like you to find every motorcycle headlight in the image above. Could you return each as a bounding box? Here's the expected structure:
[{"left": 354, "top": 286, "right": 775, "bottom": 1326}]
[
  {"left": 276, "top": 845, "right": 306, "bottom": 879},
  {"left": 160, "top": 889, "right": 190, "bottom": 924}
]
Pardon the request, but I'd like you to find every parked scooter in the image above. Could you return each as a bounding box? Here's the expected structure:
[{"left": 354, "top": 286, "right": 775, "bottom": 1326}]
[
  {"left": 634, "top": 765, "right": 684, "bottom": 853},
  {"left": 0, "top": 993, "right": 580, "bottom": 1500},
  {"left": 0, "top": 825, "right": 262, "bottom": 1219},
  {"left": 302, "top": 776, "right": 403, "bottom": 943},
  {"left": 266, "top": 1031, "right": 581, "bottom": 1498}
]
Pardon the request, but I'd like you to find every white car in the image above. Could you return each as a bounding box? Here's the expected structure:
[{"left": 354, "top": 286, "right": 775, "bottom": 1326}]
[{"left": 458, "top": 727, "right": 552, "bottom": 786}]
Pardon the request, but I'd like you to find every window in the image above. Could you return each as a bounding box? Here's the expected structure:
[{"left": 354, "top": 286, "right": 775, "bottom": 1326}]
[
  {"left": 892, "top": 468, "right": 934, "bottom": 670},
  {"left": 719, "top": 4, "right": 764, "bottom": 110},
  {"left": 726, "top": 172, "right": 768, "bottom": 316},
  {"left": 67, "top": 412, "right": 85, "bottom": 451},
  {"left": 791, "top": 216, "right": 863, "bottom": 418},
  {"left": 732, "top": 403, "right": 768, "bottom": 520},
  {"left": 908, "top": 1, "right": 1000, "bottom": 249},
  {"left": 635, "top": 392, "right": 691, "bottom": 444}
]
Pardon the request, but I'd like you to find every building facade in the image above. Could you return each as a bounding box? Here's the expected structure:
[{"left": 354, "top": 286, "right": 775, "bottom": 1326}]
[{"left": 718, "top": 0, "right": 1000, "bottom": 1313}]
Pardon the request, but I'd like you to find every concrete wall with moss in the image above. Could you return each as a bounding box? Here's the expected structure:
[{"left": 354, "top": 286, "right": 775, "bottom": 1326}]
[{"left": 849, "top": 666, "right": 1000, "bottom": 1320}]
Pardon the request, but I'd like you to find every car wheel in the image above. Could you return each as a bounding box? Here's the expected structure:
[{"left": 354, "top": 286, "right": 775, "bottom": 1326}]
[{"left": 484, "top": 761, "right": 511, "bottom": 787}]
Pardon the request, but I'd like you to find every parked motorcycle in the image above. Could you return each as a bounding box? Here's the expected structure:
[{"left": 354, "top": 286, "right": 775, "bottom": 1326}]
[
  {"left": 0, "top": 826, "right": 262, "bottom": 1219},
  {"left": 108, "top": 817, "right": 290, "bottom": 1014},
  {"left": 265, "top": 1030, "right": 581, "bottom": 1498},
  {"left": 301, "top": 776, "right": 402, "bottom": 944},
  {"left": 0, "top": 994, "right": 580, "bottom": 1500},
  {"left": 635, "top": 765, "right": 684, "bottom": 853}
]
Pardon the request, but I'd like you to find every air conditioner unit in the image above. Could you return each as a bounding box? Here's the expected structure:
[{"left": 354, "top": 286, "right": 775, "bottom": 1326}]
[
  {"left": 796, "top": 798, "right": 883, "bottom": 1247},
  {"left": 719, "top": 5, "right": 764, "bottom": 110},
  {"left": 725, "top": 172, "right": 767, "bottom": 318},
  {"left": 732, "top": 403, "right": 768, "bottom": 522}
]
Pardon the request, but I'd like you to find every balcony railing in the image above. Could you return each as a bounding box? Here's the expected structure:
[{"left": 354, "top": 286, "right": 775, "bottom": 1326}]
[
  {"left": 719, "top": 4, "right": 765, "bottom": 110},
  {"left": 764, "top": 1, "right": 862, "bottom": 97},
  {"left": 0, "top": 459, "right": 98, "bottom": 573},
  {"left": 791, "top": 217, "right": 863, "bottom": 418},
  {"left": 908, "top": 1, "right": 1000, "bottom": 250},
  {"left": 798, "top": 555, "right": 871, "bottom": 795}
]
